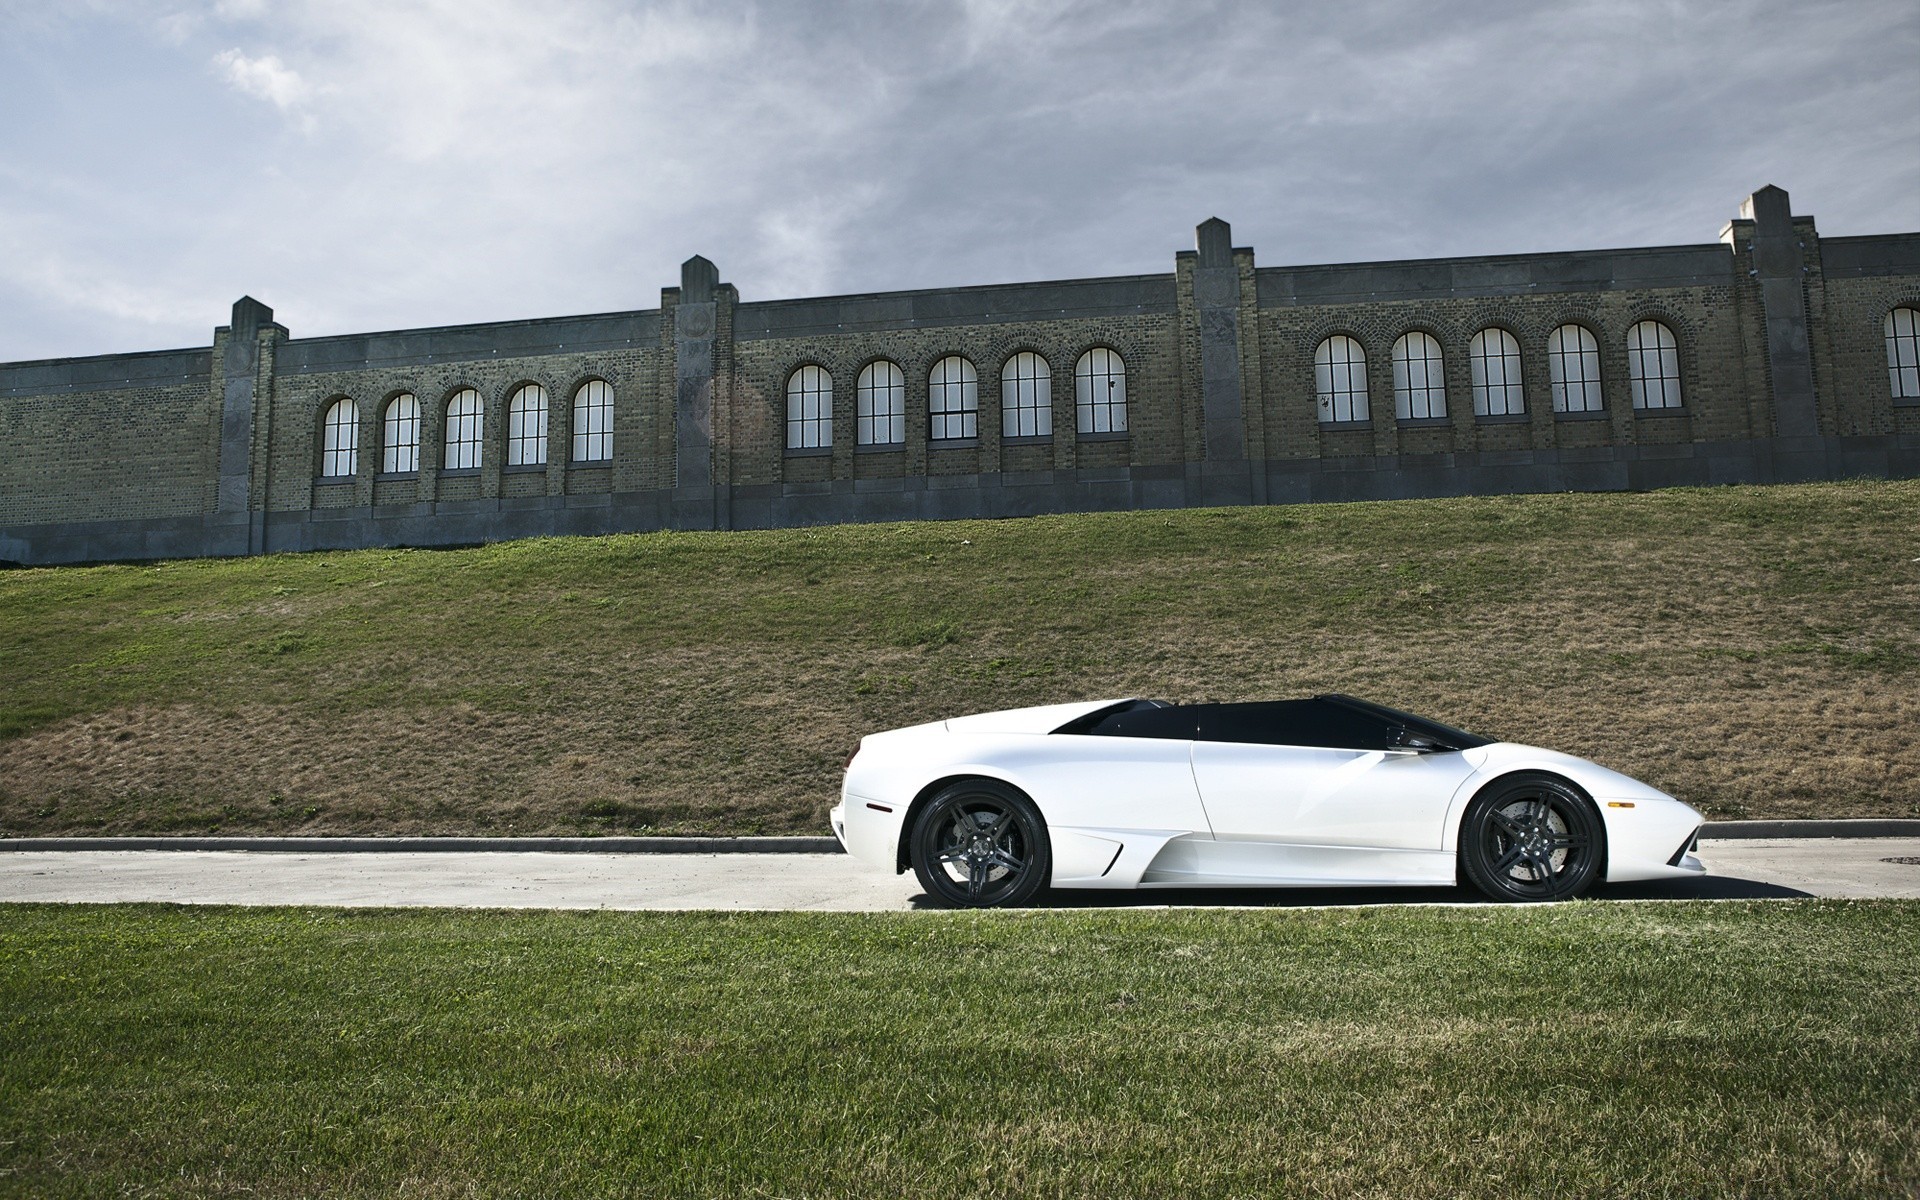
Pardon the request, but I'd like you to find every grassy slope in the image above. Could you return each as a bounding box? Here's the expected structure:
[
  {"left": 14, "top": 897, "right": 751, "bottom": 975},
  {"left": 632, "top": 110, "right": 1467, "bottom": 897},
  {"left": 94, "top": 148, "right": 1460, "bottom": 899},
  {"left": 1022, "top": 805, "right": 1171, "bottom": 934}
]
[
  {"left": 0, "top": 479, "right": 1916, "bottom": 836},
  {"left": 2, "top": 902, "right": 1916, "bottom": 1198}
]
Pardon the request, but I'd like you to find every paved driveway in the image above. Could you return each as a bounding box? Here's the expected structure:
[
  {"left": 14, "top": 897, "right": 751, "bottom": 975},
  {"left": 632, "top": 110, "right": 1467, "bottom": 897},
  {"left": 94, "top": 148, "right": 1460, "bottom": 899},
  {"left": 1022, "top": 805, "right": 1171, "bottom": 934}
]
[{"left": 1, "top": 838, "right": 1916, "bottom": 911}]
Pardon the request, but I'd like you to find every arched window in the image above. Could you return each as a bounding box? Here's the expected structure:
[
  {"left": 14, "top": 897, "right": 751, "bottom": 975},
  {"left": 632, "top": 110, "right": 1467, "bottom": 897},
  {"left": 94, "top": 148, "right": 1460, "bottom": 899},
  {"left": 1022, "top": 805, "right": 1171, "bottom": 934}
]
[
  {"left": 381, "top": 394, "right": 419, "bottom": 474},
  {"left": 856, "top": 361, "right": 905, "bottom": 446},
  {"left": 929, "top": 355, "right": 978, "bottom": 441},
  {"left": 572, "top": 379, "right": 613, "bottom": 462},
  {"left": 1002, "top": 352, "right": 1051, "bottom": 438},
  {"left": 320, "top": 398, "right": 359, "bottom": 477},
  {"left": 1315, "top": 336, "right": 1368, "bottom": 423},
  {"left": 1887, "top": 307, "right": 1920, "bottom": 400},
  {"left": 1468, "top": 328, "right": 1524, "bottom": 417},
  {"left": 1075, "top": 348, "right": 1127, "bottom": 434},
  {"left": 444, "top": 389, "right": 482, "bottom": 469},
  {"left": 1392, "top": 331, "right": 1447, "bottom": 420},
  {"left": 786, "top": 365, "right": 832, "bottom": 450},
  {"left": 1626, "top": 320, "right": 1683, "bottom": 409},
  {"left": 1548, "top": 324, "right": 1603, "bottom": 413},
  {"left": 507, "top": 384, "right": 548, "bottom": 466}
]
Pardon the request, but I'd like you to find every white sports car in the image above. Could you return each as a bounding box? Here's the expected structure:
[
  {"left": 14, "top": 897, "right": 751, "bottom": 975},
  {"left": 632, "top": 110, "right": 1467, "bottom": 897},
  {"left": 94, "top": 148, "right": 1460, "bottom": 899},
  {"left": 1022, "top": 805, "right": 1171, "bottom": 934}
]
[{"left": 831, "top": 695, "right": 1706, "bottom": 907}]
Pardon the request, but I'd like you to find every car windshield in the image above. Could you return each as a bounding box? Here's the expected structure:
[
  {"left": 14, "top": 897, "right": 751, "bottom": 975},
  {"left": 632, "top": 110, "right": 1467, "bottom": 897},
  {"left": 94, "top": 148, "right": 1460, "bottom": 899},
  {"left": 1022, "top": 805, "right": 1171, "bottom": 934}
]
[{"left": 1318, "top": 694, "right": 1493, "bottom": 750}]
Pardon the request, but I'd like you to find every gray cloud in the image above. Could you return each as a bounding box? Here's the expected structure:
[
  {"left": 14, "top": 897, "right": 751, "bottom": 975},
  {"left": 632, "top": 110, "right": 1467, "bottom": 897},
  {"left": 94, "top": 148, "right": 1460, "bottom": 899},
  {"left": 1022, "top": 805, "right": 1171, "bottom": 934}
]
[{"left": 0, "top": 0, "right": 1914, "bottom": 360}]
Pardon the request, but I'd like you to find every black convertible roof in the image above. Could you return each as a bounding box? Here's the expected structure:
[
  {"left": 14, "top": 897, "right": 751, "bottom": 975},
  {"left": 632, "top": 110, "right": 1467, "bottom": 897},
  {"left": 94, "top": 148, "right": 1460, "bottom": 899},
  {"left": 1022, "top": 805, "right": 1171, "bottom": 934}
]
[{"left": 1051, "top": 695, "right": 1492, "bottom": 750}]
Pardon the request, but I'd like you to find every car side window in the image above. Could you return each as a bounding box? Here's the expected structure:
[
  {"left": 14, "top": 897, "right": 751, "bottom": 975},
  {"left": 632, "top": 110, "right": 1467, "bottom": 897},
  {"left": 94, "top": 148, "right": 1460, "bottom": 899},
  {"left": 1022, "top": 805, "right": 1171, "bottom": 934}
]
[
  {"left": 1077, "top": 704, "right": 1199, "bottom": 740},
  {"left": 1196, "top": 700, "right": 1396, "bottom": 751}
]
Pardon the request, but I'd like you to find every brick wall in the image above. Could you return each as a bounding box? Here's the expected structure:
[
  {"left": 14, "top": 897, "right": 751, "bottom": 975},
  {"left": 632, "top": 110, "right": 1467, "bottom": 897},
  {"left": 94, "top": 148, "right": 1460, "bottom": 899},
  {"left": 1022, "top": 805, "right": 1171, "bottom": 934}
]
[
  {"left": 726, "top": 312, "right": 1183, "bottom": 488},
  {"left": 263, "top": 347, "right": 672, "bottom": 513},
  {"left": 1812, "top": 235, "right": 1920, "bottom": 438},
  {"left": 0, "top": 351, "right": 215, "bottom": 526},
  {"left": 1253, "top": 282, "right": 1757, "bottom": 461},
  {"left": 2, "top": 187, "right": 1917, "bottom": 565}
]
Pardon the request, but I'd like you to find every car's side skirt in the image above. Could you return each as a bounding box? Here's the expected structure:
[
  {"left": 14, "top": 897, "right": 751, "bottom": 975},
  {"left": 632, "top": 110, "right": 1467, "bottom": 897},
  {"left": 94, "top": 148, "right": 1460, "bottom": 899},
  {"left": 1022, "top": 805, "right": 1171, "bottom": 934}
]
[
  {"left": 1051, "top": 826, "right": 1193, "bottom": 889},
  {"left": 1131, "top": 836, "right": 1457, "bottom": 889}
]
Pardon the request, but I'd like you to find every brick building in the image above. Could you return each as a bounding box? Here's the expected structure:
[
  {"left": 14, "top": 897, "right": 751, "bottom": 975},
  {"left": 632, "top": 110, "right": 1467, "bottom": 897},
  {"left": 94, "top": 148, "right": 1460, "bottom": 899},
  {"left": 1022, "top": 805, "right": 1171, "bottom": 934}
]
[{"left": 2, "top": 185, "right": 1917, "bottom": 565}]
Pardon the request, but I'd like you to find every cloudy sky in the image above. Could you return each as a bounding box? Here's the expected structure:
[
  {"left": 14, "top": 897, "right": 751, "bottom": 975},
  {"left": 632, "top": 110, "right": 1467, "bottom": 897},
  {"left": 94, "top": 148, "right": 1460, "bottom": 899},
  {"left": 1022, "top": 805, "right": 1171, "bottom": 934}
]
[{"left": 1, "top": 0, "right": 1915, "bottom": 362}]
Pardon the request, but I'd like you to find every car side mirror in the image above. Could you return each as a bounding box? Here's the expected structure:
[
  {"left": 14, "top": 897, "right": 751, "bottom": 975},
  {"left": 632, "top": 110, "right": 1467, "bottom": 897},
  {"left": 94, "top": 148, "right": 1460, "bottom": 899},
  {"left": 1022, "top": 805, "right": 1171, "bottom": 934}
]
[{"left": 1387, "top": 726, "right": 1442, "bottom": 754}]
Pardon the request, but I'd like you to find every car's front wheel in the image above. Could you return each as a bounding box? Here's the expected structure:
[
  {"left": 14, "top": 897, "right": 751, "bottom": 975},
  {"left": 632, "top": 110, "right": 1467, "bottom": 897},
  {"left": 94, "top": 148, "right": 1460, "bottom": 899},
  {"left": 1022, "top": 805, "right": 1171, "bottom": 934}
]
[
  {"left": 910, "top": 779, "right": 1050, "bottom": 909},
  {"left": 1459, "top": 773, "right": 1603, "bottom": 902}
]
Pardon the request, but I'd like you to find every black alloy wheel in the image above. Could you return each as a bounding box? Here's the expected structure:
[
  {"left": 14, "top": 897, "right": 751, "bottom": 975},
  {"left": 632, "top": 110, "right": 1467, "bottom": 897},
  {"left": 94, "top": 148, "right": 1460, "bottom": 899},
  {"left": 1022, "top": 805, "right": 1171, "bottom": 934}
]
[
  {"left": 1459, "top": 774, "right": 1604, "bottom": 902},
  {"left": 910, "top": 779, "right": 1051, "bottom": 909}
]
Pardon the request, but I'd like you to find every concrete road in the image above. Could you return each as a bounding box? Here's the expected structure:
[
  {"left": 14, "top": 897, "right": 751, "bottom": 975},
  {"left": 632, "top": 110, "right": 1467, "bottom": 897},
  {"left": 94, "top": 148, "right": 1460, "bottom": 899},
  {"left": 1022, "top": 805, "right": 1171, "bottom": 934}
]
[
  {"left": 0, "top": 850, "right": 921, "bottom": 912},
  {"left": 0, "top": 838, "right": 1916, "bottom": 911},
  {"left": 1683, "top": 837, "right": 1920, "bottom": 900}
]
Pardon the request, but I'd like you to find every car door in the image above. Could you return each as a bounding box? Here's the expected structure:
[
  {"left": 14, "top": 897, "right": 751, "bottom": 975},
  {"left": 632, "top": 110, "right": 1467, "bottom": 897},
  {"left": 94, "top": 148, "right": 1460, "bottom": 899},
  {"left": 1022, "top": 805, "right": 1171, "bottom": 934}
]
[
  {"left": 1183, "top": 700, "right": 1477, "bottom": 883},
  {"left": 1037, "top": 701, "right": 1214, "bottom": 886},
  {"left": 1034, "top": 701, "right": 1209, "bottom": 833}
]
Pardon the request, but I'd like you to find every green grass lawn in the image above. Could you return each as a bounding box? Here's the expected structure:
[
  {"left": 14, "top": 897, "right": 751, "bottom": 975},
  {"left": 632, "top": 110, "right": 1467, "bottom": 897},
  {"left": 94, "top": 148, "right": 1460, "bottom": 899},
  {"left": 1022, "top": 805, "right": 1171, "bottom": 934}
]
[
  {"left": 1, "top": 900, "right": 1915, "bottom": 1197},
  {"left": 2, "top": 479, "right": 1917, "bottom": 836}
]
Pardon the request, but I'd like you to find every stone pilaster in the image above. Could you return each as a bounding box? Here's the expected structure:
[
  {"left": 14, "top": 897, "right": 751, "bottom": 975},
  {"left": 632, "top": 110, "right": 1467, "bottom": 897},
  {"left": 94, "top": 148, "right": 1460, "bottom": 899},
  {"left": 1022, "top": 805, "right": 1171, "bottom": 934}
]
[
  {"left": 1742, "top": 186, "right": 1820, "bottom": 439},
  {"left": 673, "top": 255, "right": 722, "bottom": 528},
  {"left": 216, "top": 295, "right": 283, "bottom": 554},
  {"left": 1189, "top": 218, "right": 1253, "bottom": 505}
]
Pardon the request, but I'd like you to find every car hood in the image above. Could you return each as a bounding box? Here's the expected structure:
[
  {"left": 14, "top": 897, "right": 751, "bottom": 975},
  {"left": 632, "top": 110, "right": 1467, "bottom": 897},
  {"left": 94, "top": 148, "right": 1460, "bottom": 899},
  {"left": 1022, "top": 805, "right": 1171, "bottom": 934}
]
[{"left": 1476, "top": 742, "right": 1684, "bottom": 803}]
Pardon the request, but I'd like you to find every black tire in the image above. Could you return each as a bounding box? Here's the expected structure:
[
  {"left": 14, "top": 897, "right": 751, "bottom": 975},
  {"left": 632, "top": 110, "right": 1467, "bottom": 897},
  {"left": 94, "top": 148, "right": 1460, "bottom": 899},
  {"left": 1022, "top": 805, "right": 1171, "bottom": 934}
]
[
  {"left": 1459, "top": 773, "right": 1604, "bottom": 902},
  {"left": 910, "top": 779, "right": 1051, "bottom": 909}
]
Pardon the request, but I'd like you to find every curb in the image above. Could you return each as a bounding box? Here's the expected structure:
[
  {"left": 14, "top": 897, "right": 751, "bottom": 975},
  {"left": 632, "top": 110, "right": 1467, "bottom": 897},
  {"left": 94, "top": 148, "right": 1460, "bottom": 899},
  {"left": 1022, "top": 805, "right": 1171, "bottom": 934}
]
[
  {"left": 1, "top": 820, "right": 1917, "bottom": 853},
  {"left": 0, "top": 814, "right": 1912, "bottom": 852},
  {"left": 0, "top": 835, "right": 845, "bottom": 854},
  {"left": 1695, "top": 819, "right": 1920, "bottom": 840}
]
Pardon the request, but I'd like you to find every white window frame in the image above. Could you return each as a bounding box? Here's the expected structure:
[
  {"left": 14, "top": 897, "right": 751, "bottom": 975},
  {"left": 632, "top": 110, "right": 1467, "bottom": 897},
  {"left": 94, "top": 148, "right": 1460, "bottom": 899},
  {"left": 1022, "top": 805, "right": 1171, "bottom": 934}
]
[
  {"left": 443, "top": 389, "right": 483, "bottom": 470},
  {"left": 507, "top": 384, "right": 548, "bottom": 467},
  {"left": 503, "top": 384, "right": 549, "bottom": 468},
  {"left": 856, "top": 361, "right": 905, "bottom": 446},
  {"left": 1468, "top": 328, "right": 1524, "bottom": 417},
  {"left": 1392, "top": 331, "right": 1447, "bottom": 420},
  {"left": 1001, "top": 352, "right": 1052, "bottom": 439},
  {"left": 381, "top": 394, "right": 419, "bottom": 474},
  {"left": 1887, "top": 307, "right": 1920, "bottom": 400},
  {"left": 1627, "top": 320, "right": 1683, "bottom": 410},
  {"left": 321, "top": 398, "right": 359, "bottom": 478},
  {"left": 572, "top": 379, "right": 613, "bottom": 463},
  {"left": 1314, "top": 336, "right": 1369, "bottom": 424},
  {"left": 928, "top": 355, "right": 978, "bottom": 441},
  {"left": 1548, "top": 324, "right": 1604, "bottom": 413},
  {"left": 1074, "top": 347, "right": 1127, "bottom": 435},
  {"left": 786, "top": 365, "right": 832, "bottom": 450}
]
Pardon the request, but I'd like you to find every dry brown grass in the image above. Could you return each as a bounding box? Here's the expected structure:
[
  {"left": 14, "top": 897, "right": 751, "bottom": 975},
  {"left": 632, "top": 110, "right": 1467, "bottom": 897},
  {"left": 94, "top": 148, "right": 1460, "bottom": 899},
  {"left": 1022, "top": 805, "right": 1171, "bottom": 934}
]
[{"left": 1, "top": 479, "right": 1915, "bottom": 835}]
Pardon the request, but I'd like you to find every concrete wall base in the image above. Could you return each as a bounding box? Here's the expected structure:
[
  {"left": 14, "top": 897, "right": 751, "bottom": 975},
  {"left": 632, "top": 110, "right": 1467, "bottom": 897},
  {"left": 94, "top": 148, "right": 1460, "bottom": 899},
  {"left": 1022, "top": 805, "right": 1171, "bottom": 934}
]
[{"left": 5, "top": 433, "right": 1916, "bottom": 566}]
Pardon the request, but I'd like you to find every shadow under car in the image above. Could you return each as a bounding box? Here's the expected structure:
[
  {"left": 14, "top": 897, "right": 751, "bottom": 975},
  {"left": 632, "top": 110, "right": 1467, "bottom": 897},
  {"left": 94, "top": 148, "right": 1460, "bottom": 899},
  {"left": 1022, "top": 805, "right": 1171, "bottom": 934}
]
[{"left": 905, "top": 873, "right": 1810, "bottom": 910}]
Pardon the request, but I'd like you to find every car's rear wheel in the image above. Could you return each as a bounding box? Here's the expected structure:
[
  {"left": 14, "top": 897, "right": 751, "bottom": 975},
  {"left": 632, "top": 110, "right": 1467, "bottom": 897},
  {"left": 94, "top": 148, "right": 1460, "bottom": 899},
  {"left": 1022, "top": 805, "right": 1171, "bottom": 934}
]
[
  {"left": 1459, "top": 773, "right": 1603, "bottom": 902},
  {"left": 911, "top": 779, "right": 1050, "bottom": 909}
]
